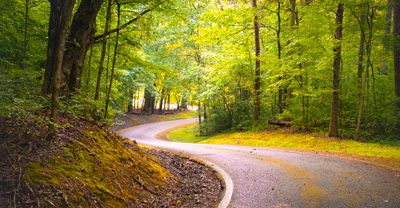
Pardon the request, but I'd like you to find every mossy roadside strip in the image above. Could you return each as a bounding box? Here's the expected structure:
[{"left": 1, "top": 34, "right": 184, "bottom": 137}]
[{"left": 167, "top": 123, "right": 400, "bottom": 171}]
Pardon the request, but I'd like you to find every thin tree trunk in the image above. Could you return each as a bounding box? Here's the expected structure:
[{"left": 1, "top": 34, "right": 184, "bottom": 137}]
[
  {"left": 94, "top": 0, "right": 112, "bottom": 101},
  {"left": 128, "top": 88, "right": 133, "bottom": 113},
  {"left": 104, "top": 2, "right": 120, "bottom": 120},
  {"left": 252, "top": 0, "right": 261, "bottom": 124},
  {"left": 357, "top": 24, "right": 365, "bottom": 90},
  {"left": 83, "top": 40, "right": 93, "bottom": 117},
  {"left": 355, "top": 70, "right": 368, "bottom": 137},
  {"left": 394, "top": 0, "right": 400, "bottom": 109},
  {"left": 47, "top": 0, "right": 76, "bottom": 134},
  {"left": 329, "top": 3, "right": 344, "bottom": 137},
  {"left": 164, "top": 91, "right": 167, "bottom": 111},
  {"left": 168, "top": 92, "right": 170, "bottom": 110},
  {"left": 159, "top": 88, "right": 164, "bottom": 112},
  {"left": 23, "top": 0, "right": 28, "bottom": 67}
]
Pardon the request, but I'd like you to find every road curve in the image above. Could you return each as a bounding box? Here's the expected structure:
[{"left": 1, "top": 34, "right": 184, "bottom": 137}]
[{"left": 119, "top": 118, "right": 400, "bottom": 208}]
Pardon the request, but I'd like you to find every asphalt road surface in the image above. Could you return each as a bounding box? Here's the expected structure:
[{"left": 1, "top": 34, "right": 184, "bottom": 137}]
[{"left": 119, "top": 118, "right": 400, "bottom": 208}]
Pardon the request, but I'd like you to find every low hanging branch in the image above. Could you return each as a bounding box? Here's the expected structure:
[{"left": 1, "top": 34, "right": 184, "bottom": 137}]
[{"left": 93, "top": 9, "right": 151, "bottom": 42}]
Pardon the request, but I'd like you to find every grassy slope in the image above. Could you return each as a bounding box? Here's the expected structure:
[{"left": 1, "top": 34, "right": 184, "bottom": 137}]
[{"left": 167, "top": 124, "right": 400, "bottom": 168}]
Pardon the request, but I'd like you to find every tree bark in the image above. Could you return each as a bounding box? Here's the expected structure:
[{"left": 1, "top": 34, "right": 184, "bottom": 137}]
[
  {"left": 104, "top": 2, "right": 120, "bottom": 120},
  {"left": 144, "top": 88, "right": 154, "bottom": 114},
  {"left": 386, "top": 0, "right": 393, "bottom": 36},
  {"left": 168, "top": 92, "right": 170, "bottom": 110},
  {"left": 159, "top": 88, "right": 165, "bottom": 112},
  {"left": 329, "top": 3, "right": 344, "bottom": 137},
  {"left": 64, "top": 0, "right": 103, "bottom": 95},
  {"left": 394, "top": 0, "right": 400, "bottom": 103},
  {"left": 252, "top": 0, "right": 261, "bottom": 124},
  {"left": 357, "top": 21, "right": 365, "bottom": 90},
  {"left": 23, "top": 0, "right": 28, "bottom": 66},
  {"left": 128, "top": 89, "right": 133, "bottom": 113},
  {"left": 42, "top": 0, "right": 103, "bottom": 96},
  {"left": 46, "top": 0, "right": 76, "bottom": 133},
  {"left": 94, "top": 0, "right": 112, "bottom": 101}
]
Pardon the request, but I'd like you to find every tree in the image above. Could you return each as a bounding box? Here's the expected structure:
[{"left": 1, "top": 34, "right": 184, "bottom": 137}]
[
  {"left": 94, "top": 0, "right": 113, "bottom": 102},
  {"left": 252, "top": 0, "right": 261, "bottom": 124},
  {"left": 104, "top": 1, "right": 121, "bottom": 119},
  {"left": 328, "top": 3, "right": 344, "bottom": 137},
  {"left": 45, "top": 0, "right": 76, "bottom": 133},
  {"left": 394, "top": 0, "right": 400, "bottom": 107}
]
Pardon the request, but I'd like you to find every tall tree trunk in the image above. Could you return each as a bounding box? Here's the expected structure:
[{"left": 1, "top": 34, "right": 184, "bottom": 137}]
[
  {"left": 104, "top": 2, "right": 120, "bottom": 120},
  {"left": 46, "top": 0, "right": 76, "bottom": 134},
  {"left": 83, "top": 39, "right": 93, "bottom": 117},
  {"left": 23, "top": 0, "right": 28, "bottom": 67},
  {"left": 94, "top": 0, "right": 112, "bottom": 101},
  {"left": 65, "top": 0, "right": 103, "bottom": 95},
  {"left": 381, "top": 0, "right": 393, "bottom": 74},
  {"left": 277, "top": 0, "right": 284, "bottom": 114},
  {"left": 159, "top": 88, "right": 165, "bottom": 112},
  {"left": 329, "top": 3, "right": 344, "bottom": 137},
  {"left": 164, "top": 91, "right": 167, "bottom": 111},
  {"left": 42, "top": 0, "right": 103, "bottom": 96},
  {"left": 357, "top": 23, "right": 365, "bottom": 90},
  {"left": 394, "top": 0, "right": 400, "bottom": 102},
  {"left": 198, "top": 100, "right": 202, "bottom": 132},
  {"left": 252, "top": 0, "right": 261, "bottom": 124},
  {"left": 168, "top": 92, "right": 170, "bottom": 110},
  {"left": 128, "top": 88, "right": 133, "bottom": 113}
]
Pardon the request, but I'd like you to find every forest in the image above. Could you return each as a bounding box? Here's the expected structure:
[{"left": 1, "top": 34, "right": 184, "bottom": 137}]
[{"left": 1, "top": 0, "right": 400, "bottom": 142}]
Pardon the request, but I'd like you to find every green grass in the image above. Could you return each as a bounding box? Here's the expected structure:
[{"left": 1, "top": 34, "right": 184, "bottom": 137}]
[
  {"left": 167, "top": 124, "right": 400, "bottom": 159},
  {"left": 154, "top": 110, "right": 198, "bottom": 121},
  {"left": 167, "top": 124, "right": 214, "bottom": 143}
]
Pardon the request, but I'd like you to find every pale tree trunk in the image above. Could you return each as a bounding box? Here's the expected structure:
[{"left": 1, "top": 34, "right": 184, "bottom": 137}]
[
  {"left": 252, "top": 0, "right": 261, "bottom": 124},
  {"left": 104, "top": 2, "right": 120, "bottom": 120},
  {"left": 168, "top": 92, "right": 170, "bottom": 110},
  {"left": 163, "top": 90, "right": 167, "bottom": 111},
  {"left": 328, "top": 3, "right": 344, "bottom": 137},
  {"left": 94, "top": 0, "right": 112, "bottom": 101},
  {"left": 47, "top": 0, "right": 76, "bottom": 134}
]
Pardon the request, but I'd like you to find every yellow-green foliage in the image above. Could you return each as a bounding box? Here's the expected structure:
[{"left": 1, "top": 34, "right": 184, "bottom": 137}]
[
  {"left": 23, "top": 127, "right": 170, "bottom": 207},
  {"left": 154, "top": 110, "right": 197, "bottom": 121},
  {"left": 168, "top": 124, "right": 400, "bottom": 159}
]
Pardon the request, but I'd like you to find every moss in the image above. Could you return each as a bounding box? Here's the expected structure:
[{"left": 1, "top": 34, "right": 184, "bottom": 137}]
[{"left": 23, "top": 126, "right": 171, "bottom": 207}]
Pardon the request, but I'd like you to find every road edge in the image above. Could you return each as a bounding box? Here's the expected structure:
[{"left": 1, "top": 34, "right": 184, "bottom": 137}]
[{"left": 150, "top": 126, "right": 233, "bottom": 208}]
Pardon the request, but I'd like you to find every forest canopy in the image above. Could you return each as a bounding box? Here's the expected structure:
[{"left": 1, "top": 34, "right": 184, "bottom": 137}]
[{"left": 1, "top": 0, "right": 400, "bottom": 141}]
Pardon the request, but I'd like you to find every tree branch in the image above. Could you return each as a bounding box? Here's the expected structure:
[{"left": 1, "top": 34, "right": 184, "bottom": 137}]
[{"left": 94, "top": 8, "right": 152, "bottom": 41}]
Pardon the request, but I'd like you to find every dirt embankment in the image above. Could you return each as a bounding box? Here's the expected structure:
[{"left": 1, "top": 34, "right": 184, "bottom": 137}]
[{"left": 0, "top": 111, "right": 221, "bottom": 207}]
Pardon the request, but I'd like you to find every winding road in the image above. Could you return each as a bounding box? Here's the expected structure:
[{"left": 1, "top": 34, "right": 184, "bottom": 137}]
[{"left": 119, "top": 118, "right": 400, "bottom": 208}]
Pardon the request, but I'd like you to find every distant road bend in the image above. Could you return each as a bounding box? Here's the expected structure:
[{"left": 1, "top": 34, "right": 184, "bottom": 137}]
[{"left": 119, "top": 118, "right": 400, "bottom": 208}]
